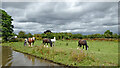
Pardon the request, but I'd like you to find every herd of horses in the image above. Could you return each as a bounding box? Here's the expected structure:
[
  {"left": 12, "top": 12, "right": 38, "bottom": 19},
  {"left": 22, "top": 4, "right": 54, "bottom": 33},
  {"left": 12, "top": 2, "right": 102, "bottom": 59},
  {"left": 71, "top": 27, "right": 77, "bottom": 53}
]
[{"left": 24, "top": 37, "right": 89, "bottom": 50}]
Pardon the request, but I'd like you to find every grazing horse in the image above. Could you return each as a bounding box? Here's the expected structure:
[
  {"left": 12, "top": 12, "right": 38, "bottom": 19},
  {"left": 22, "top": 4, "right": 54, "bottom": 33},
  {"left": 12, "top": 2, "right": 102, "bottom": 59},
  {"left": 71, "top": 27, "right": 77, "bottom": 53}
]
[
  {"left": 43, "top": 38, "right": 52, "bottom": 47},
  {"left": 28, "top": 37, "right": 35, "bottom": 47},
  {"left": 78, "top": 40, "right": 89, "bottom": 50},
  {"left": 51, "top": 37, "right": 56, "bottom": 46}
]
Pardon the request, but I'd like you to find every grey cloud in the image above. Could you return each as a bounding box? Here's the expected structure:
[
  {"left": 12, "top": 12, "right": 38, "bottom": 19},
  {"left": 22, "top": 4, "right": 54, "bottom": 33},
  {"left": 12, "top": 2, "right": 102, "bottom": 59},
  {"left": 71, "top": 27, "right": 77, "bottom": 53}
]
[
  {"left": 2, "top": 2, "right": 118, "bottom": 34},
  {"left": 2, "top": 2, "right": 31, "bottom": 9},
  {"left": 102, "top": 23, "right": 118, "bottom": 26}
]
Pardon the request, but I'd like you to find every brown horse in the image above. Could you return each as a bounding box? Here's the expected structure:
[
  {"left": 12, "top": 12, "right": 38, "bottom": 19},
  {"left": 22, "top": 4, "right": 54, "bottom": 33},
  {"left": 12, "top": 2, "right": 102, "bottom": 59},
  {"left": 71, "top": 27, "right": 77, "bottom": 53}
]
[
  {"left": 43, "top": 38, "right": 52, "bottom": 47},
  {"left": 78, "top": 40, "right": 89, "bottom": 50},
  {"left": 28, "top": 37, "right": 35, "bottom": 47}
]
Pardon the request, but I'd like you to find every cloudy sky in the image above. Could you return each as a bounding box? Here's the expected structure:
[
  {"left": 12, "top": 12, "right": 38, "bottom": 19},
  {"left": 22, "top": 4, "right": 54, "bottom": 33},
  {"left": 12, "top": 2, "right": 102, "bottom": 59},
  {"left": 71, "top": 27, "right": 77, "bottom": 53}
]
[{"left": 1, "top": 2, "right": 118, "bottom": 35}]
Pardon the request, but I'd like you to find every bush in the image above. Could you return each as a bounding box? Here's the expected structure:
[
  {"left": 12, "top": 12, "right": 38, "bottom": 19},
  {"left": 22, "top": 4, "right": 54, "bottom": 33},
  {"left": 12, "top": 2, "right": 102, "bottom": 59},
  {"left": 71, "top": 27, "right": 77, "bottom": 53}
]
[
  {"left": 18, "top": 38, "right": 24, "bottom": 42},
  {"left": 71, "top": 50, "right": 86, "bottom": 62},
  {"left": 9, "top": 38, "right": 19, "bottom": 42}
]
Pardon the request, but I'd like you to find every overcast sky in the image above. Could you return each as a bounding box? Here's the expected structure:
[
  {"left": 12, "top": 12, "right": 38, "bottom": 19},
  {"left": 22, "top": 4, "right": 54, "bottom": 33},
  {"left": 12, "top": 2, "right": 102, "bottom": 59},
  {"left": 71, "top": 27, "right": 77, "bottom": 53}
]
[{"left": 2, "top": 2, "right": 118, "bottom": 35}]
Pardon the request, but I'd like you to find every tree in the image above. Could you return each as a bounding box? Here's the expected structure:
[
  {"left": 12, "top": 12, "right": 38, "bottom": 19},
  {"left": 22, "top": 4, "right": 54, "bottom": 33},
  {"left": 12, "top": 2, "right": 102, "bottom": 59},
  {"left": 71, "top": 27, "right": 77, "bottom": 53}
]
[
  {"left": 104, "top": 30, "right": 113, "bottom": 35},
  {"left": 113, "top": 33, "right": 118, "bottom": 38},
  {"left": 118, "top": 34, "right": 120, "bottom": 38},
  {"left": 0, "top": 9, "right": 14, "bottom": 42},
  {"left": 44, "top": 30, "right": 52, "bottom": 34},
  {"left": 26, "top": 33, "right": 33, "bottom": 38},
  {"left": 104, "top": 30, "right": 113, "bottom": 38},
  {"left": 34, "top": 34, "right": 42, "bottom": 40},
  {"left": 0, "top": 24, "right": 2, "bottom": 37},
  {"left": 18, "top": 31, "right": 26, "bottom": 38}
]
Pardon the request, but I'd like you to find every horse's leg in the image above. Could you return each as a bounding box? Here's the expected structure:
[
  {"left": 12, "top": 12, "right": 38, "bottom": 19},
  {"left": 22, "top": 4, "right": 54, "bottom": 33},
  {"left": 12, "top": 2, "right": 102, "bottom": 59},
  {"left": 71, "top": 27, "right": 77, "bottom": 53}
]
[
  {"left": 44, "top": 43, "right": 45, "bottom": 47},
  {"left": 83, "top": 45, "right": 84, "bottom": 50},
  {"left": 31, "top": 43, "right": 32, "bottom": 47},
  {"left": 33, "top": 41, "right": 34, "bottom": 47},
  {"left": 29, "top": 43, "right": 30, "bottom": 47},
  {"left": 43, "top": 42, "right": 45, "bottom": 47},
  {"left": 54, "top": 42, "right": 55, "bottom": 46},
  {"left": 85, "top": 45, "right": 87, "bottom": 50},
  {"left": 43, "top": 41, "right": 45, "bottom": 47},
  {"left": 50, "top": 42, "right": 52, "bottom": 47},
  {"left": 86, "top": 45, "right": 89, "bottom": 50},
  {"left": 54, "top": 41, "right": 55, "bottom": 46},
  {"left": 47, "top": 43, "right": 48, "bottom": 47},
  {"left": 47, "top": 43, "right": 48, "bottom": 45},
  {"left": 24, "top": 42, "right": 26, "bottom": 46},
  {"left": 52, "top": 42, "right": 54, "bottom": 46},
  {"left": 30, "top": 43, "right": 31, "bottom": 47}
]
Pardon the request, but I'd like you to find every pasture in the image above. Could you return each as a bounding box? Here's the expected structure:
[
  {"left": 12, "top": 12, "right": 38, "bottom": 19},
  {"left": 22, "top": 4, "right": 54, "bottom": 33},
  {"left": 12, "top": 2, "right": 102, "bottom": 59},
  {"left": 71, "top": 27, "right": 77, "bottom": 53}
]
[{"left": 2, "top": 40, "right": 118, "bottom": 66}]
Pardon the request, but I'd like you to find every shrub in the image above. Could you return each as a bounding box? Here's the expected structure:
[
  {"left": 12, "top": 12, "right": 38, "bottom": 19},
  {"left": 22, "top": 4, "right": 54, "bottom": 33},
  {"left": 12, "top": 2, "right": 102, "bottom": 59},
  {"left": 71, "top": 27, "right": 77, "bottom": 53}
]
[
  {"left": 18, "top": 38, "right": 24, "bottom": 42},
  {"left": 9, "top": 38, "right": 19, "bottom": 42},
  {"left": 71, "top": 50, "right": 86, "bottom": 62}
]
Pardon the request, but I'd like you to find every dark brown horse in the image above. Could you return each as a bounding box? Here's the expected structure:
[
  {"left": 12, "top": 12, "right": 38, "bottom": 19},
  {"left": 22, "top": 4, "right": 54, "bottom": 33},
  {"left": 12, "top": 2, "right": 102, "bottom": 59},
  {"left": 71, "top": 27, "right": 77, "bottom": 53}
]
[
  {"left": 43, "top": 38, "right": 52, "bottom": 47},
  {"left": 78, "top": 40, "right": 89, "bottom": 50},
  {"left": 28, "top": 37, "right": 35, "bottom": 47}
]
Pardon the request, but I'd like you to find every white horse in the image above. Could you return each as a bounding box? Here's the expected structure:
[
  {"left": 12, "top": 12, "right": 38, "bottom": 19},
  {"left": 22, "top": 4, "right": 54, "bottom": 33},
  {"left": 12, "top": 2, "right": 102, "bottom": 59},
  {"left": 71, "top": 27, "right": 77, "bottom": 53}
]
[{"left": 51, "top": 37, "right": 56, "bottom": 46}]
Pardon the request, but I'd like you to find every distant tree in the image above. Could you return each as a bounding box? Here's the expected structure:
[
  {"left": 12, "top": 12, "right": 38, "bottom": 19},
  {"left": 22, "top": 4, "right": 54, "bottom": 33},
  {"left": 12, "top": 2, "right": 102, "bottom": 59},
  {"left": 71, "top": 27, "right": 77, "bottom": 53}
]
[
  {"left": 104, "top": 30, "right": 113, "bottom": 38},
  {"left": 34, "top": 34, "right": 42, "bottom": 40},
  {"left": 83, "top": 35, "right": 87, "bottom": 38},
  {"left": 44, "top": 30, "right": 52, "bottom": 34},
  {"left": 92, "top": 34, "right": 102, "bottom": 38},
  {"left": 113, "top": 33, "right": 118, "bottom": 38},
  {"left": 41, "top": 33, "right": 47, "bottom": 38},
  {"left": 11, "top": 33, "right": 18, "bottom": 37},
  {"left": 0, "top": 9, "right": 14, "bottom": 42},
  {"left": 72, "top": 34, "right": 82, "bottom": 39},
  {"left": 26, "top": 33, "right": 33, "bottom": 38},
  {"left": 118, "top": 34, "right": 120, "bottom": 38},
  {"left": 18, "top": 31, "right": 26, "bottom": 38},
  {"left": 104, "top": 30, "right": 113, "bottom": 35},
  {"left": 47, "top": 33, "right": 54, "bottom": 39}
]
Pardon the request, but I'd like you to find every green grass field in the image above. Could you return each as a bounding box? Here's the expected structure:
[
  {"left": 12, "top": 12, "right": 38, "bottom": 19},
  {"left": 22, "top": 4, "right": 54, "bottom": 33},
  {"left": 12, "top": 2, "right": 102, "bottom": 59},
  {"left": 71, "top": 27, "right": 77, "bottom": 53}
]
[{"left": 2, "top": 40, "right": 118, "bottom": 66}]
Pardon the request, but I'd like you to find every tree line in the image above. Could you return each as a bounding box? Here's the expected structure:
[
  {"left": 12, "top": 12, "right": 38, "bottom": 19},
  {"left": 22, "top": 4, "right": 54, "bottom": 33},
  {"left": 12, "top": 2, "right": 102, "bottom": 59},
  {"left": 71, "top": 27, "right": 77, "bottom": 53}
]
[{"left": 15, "top": 30, "right": 119, "bottom": 40}]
